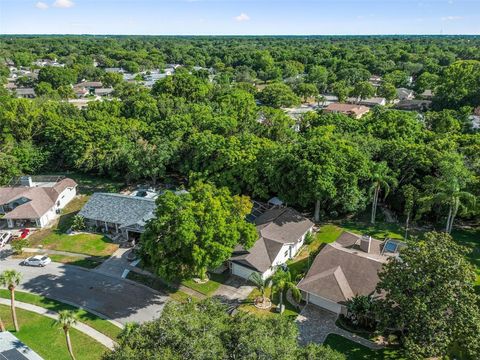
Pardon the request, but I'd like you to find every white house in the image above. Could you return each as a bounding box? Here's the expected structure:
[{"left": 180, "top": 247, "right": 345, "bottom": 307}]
[
  {"left": 230, "top": 207, "right": 314, "bottom": 280},
  {"left": 0, "top": 176, "right": 77, "bottom": 229}
]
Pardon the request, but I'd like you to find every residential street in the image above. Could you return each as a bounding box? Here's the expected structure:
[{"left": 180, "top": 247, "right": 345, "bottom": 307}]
[{"left": 0, "top": 257, "right": 168, "bottom": 324}]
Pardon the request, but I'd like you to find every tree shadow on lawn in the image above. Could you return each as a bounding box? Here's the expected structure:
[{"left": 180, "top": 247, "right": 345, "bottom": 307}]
[{"left": 19, "top": 264, "right": 168, "bottom": 324}]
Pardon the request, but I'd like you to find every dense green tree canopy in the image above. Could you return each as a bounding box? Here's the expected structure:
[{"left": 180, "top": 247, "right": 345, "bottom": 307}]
[
  {"left": 103, "top": 299, "right": 345, "bottom": 360},
  {"left": 376, "top": 232, "right": 480, "bottom": 359},
  {"left": 141, "top": 182, "right": 257, "bottom": 280}
]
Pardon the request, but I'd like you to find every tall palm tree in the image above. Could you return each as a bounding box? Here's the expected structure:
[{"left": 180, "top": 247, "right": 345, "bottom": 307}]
[
  {"left": 55, "top": 310, "right": 78, "bottom": 360},
  {"left": 248, "top": 272, "right": 271, "bottom": 304},
  {"left": 421, "top": 178, "right": 476, "bottom": 234},
  {"left": 369, "top": 162, "right": 397, "bottom": 224},
  {"left": 0, "top": 270, "right": 22, "bottom": 331},
  {"left": 271, "top": 269, "right": 301, "bottom": 314}
]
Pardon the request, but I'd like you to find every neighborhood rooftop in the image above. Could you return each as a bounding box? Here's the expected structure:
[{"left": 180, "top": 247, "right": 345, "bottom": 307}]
[
  {"left": 231, "top": 207, "right": 313, "bottom": 273},
  {"left": 78, "top": 192, "right": 156, "bottom": 229}
]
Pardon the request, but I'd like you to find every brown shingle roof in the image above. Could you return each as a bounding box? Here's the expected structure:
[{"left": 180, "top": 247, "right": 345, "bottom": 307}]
[
  {"left": 231, "top": 207, "right": 314, "bottom": 273},
  {"left": 297, "top": 231, "right": 392, "bottom": 304},
  {"left": 324, "top": 103, "right": 370, "bottom": 118},
  {"left": 0, "top": 178, "right": 77, "bottom": 220},
  {"left": 298, "top": 243, "right": 384, "bottom": 304}
]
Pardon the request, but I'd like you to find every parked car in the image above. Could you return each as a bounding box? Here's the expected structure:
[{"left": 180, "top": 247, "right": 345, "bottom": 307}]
[
  {"left": 0, "top": 231, "right": 13, "bottom": 247},
  {"left": 23, "top": 255, "right": 51, "bottom": 267}
]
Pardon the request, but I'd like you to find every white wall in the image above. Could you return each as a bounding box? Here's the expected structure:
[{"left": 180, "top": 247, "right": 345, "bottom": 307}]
[
  {"left": 230, "top": 226, "right": 313, "bottom": 281},
  {"left": 306, "top": 293, "right": 344, "bottom": 314},
  {"left": 56, "top": 186, "right": 77, "bottom": 209}
]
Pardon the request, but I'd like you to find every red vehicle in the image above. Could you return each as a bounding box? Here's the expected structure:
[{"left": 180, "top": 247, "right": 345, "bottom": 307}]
[{"left": 19, "top": 228, "right": 30, "bottom": 239}]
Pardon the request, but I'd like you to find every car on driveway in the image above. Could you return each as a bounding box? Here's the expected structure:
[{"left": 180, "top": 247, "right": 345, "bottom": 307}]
[
  {"left": 23, "top": 255, "right": 51, "bottom": 267},
  {"left": 0, "top": 231, "right": 12, "bottom": 247}
]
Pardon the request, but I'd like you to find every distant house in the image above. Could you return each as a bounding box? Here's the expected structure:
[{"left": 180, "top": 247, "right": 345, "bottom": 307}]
[
  {"left": 396, "top": 88, "right": 415, "bottom": 101},
  {"left": 15, "top": 88, "right": 36, "bottom": 99},
  {"left": 73, "top": 81, "right": 104, "bottom": 97},
  {"left": 323, "top": 103, "right": 370, "bottom": 119},
  {"left": 347, "top": 97, "right": 386, "bottom": 107},
  {"left": 0, "top": 176, "right": 77, "bottom": 229},
  {"left": 78, "top": 193, "right": 157, "bottom": 242},
  {"left": 94, "top": 88, "right": 114, "bottom": 97},
  {"left": 395, "top": 99, "right": 432, "bottom": 112},
  {"left": 297, "top": 232, "right": 403, "bottom": 314},
  {"left": 230, "top": 207, "right": 314, "bottom": 280},
  {"left": 0, "top": 331, "right": 43, "bottom": 360},
  {"left": 369, "top": 75, "right": 382, "bottom": 87},
  {"left": 105, "top": 67, "right": 125, "bottom": 74},
  {"left": 419, "top": 89, "right": 434, "bottom": 100}
]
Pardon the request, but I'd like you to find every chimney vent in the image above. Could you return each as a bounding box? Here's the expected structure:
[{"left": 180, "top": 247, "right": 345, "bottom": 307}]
[
  {"left": 20, "top": 176, "right": 33, "bottom": 187},
  {"left": 360, "top": 235, "right": 371, "bottom": 253}
]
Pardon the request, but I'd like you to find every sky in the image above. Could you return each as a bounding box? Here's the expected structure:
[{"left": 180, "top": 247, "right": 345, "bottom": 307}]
[{"left": 0, "top": 0, "right": 479, "bottom": 35}]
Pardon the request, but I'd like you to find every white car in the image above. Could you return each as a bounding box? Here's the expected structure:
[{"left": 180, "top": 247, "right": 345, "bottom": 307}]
[
  {"left": 0, "top": 232, "right": 12, "bottom": 247},
  {"left": 23, "top": 255, "right": 52, "bottom": 267}
]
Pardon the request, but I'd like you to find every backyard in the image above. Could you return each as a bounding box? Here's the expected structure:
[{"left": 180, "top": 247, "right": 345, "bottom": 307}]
[{"left": 0, "top": 305, "right": 109, "bottom": 360}]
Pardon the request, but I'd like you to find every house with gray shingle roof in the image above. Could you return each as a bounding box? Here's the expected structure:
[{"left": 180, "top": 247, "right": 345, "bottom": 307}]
[
  {"left": 230, "top": 207, "right": 314, "bottom": 280},
  {"left": 78, "top": 193, "right": 157, "bottom": 242}
]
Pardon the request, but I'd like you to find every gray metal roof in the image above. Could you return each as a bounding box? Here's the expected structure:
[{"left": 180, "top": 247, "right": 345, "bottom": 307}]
[
  {"left": 79, "top": 193, "right": 156, "bottom": 229},
  {"left": 0, "top": 332, "right": 43, "bottom": 360}
]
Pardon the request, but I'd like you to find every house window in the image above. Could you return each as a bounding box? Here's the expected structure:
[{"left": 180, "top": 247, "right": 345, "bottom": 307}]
[{"left": 284, "top": 250, "right": 289, "bottom": 258}]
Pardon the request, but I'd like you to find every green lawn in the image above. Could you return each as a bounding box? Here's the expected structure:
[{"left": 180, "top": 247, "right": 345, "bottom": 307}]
[
  {"left": 0, "top": 290, "right": 122, "bottom": 339},
  {"left": 288, "top": 224, "right": 343, "bottom": 279},
  {"left": 27, "top": 195, "right": 119, "bottom": 258},
  {"left": 324, "top": 334, "right": 402, "bottom": 360},
  {"left": 39, "top": 232, "right": 118, "bottom": 257},
  {"left": 126, "top": 271, "right": 200, "bottom": 302},
  {"left": 0, "top": 305, "right": 109, "bottom": 360},
  {"left": 181, "top": 272, "right": 229, "bottom": 296}
]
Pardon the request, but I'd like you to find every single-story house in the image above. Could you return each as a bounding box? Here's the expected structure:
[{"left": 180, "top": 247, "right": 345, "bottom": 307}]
[
  {"left": 395, "top": 99, "right": 432, "bottom": 112},
  {"left": 0, "top": 331, "right": 43, "bottom": 360},
  {"left": 78, "top": 193, "right": 157, "bottom": 242},
  {"left": 396, "top": 88, "right": 415, "bottom": 101},
  {"left": 297, "top": 232, "right": 403, "bottom": 314},
  {"left": 347, "top": 97, "right": 386, "bottom": 107},
  {"left": 0, "top": 176, "right": 77, "bottom": 228},
  {"left": 94, "top": 87, "right": 114, "bottom": 97},
  {"left": 15, "top": 88, "right": 36, "bottom": 99},
  {"left": 369, "top": 75, "right": 382, "bottom": 87},
  {"left": 419, "top": 89, "right": 434, "bottom": 100},
  {"left": 230, "top": 207, "right": 314, "bottom": 280},
  {"left": 323, "top": 103, "right": 370, "bottom": 119}
]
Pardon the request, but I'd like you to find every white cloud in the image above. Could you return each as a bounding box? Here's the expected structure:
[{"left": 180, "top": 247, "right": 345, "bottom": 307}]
[
  {"left": 441, "top": 15, "right": 463, "bottom": 21},
  {"left": 53, "top": 0, "right": 75, "bottom": 8},
  {"left": 234, "top": 13, "right": 250, "bottom": 22},
  {"left": 35, "top": 1, "right": 49, "bottom": 9}
]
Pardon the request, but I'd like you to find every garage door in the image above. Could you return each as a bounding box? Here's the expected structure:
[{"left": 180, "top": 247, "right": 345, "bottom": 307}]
[
  {"left": 231, "top": 263, "right": 256, "bottom": 280},
  {"left": 309, "top": 294, "right": 342, "bottom": 314}
]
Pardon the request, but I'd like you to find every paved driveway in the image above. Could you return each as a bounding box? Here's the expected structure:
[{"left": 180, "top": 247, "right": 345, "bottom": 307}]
[
  {"left": 212, "top": 275, "right": 254, "bottom": 303},
  {"left": 0, "top": 257, "right": 168, "bottom": 324},
  {"left": 296, "top": 305, "right": 383, "bottom": 349}
]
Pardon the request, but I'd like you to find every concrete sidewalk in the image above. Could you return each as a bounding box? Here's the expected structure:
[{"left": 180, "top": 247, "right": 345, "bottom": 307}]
[{"left": 0, "top": 298, "right": 117, "bottom": 350}]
